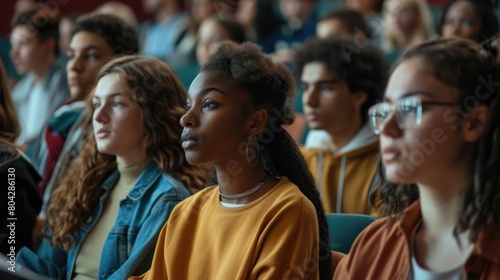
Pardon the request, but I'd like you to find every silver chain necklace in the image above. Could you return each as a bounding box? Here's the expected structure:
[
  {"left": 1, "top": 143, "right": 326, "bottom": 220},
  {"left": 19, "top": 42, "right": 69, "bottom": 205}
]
[{"left": 219, "top": 173, "right": 269, "bottom": 200}]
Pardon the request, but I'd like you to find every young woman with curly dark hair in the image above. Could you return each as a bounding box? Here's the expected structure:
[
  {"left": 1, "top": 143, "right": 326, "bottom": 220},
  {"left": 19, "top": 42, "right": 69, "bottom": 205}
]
[
  {"left": 335, "top": 37, "right": 500, "bottom": 279},
  {"left": 131, "top": 41, "right": 333, "bottom": 280}
]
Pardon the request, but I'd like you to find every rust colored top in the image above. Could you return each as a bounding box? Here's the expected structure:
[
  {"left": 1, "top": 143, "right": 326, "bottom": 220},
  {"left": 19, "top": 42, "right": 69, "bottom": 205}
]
[{"left": 334, "top": 200, "right": 500, "bottom": 280}]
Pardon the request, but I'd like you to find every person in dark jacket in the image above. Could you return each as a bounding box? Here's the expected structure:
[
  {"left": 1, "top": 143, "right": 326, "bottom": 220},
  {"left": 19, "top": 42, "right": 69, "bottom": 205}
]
[{"left": 0, "top": 59, "right": 41, "bottom": 255}]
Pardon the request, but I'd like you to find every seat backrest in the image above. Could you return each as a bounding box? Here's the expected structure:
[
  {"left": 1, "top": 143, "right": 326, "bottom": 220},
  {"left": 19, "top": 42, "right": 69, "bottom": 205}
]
[{"left": 326, "top": 213, "right": 377, "bottom": 254}]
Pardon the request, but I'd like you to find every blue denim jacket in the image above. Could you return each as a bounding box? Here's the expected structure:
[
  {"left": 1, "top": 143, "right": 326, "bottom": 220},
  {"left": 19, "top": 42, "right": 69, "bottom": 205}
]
[{"left": 17, "top": 162, "right": 191, "bottom": 279}]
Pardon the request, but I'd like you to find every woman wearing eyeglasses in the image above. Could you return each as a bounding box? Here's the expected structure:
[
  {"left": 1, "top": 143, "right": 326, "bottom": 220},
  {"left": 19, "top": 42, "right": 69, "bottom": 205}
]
[{"left": 334, "top": 37, "right": 500, "bottom": 279}]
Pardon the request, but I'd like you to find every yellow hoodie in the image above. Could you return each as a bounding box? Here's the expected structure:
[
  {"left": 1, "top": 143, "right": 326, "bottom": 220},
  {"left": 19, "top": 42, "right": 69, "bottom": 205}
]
[{"left": 302, "top": 125, "right": 380, "bottom": 216}]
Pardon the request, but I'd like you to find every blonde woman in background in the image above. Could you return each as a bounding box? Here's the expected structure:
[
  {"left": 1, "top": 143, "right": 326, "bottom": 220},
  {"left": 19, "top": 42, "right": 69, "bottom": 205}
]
[{"left": 380, "top": 0, "right": 433, "bottom": 63}]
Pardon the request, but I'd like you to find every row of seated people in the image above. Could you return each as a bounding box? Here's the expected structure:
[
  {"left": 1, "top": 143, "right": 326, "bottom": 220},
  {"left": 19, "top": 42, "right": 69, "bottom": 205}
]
[
  {"left": 2, "top": 2, "right": 500, "bottom": 280},
  {"left": 4, "top": 0, "right": 499, "bottom": 164},
  {"left": 5, "top": 0, "right": 497, "bottom": 170}
]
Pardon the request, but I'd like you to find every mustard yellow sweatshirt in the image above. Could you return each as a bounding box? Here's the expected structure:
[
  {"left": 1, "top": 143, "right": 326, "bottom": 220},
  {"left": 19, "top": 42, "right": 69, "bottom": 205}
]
[{"left": 129, "top": 177, "right": 320, "bottom": 280}]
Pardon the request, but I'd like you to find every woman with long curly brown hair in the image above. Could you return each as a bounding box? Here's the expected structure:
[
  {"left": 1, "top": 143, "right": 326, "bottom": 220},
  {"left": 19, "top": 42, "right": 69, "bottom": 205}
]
[
  {"left": 335, "top": 37, "right": 500, "bottom": 279},
  {"left": 17, "top": 55, "right": 206, "bottom": 279}
]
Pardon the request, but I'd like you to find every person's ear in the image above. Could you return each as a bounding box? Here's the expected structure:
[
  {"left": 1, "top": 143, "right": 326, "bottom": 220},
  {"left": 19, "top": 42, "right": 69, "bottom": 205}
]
[
  {"left": 352, "top": 91, "right": 368, "bottom": 110},
  {"left": 461, "top": 105, "right": 488, "bottom": 142},
  {"left": 248, "top": 108, "right": 268, "bottom": 135}
]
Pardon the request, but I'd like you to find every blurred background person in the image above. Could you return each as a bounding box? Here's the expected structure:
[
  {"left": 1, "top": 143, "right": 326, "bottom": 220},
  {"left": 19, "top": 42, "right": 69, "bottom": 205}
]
[
  {"left": 0, "top": 60, "right": 41, "bottom": 255},
  {"left": 196, "top": 14, "right": 246, "bottom": 66},
  {"left": 316, "top": 8, "right": 370, "bottom": 40},
  {"left": 139, "top": 0, "right": 189, "bottom": 64},
  {"left": 13, "top": 0, "right": 36, "bottom": 19},
  {"left": 235, "top": 0, "right": 283, "bottom": 45},
  {"left": 93, "top": 1, "right": 139, "bottom": 28},
  {"left": 9, "top": 7, "right": 69, "bottom": 162},
  {"left": 167, "top": 0, "right": 218, "bottom": 71},
  {"left": 344, "top": 0, "right": 385, "bottom": 40},
  {"left": 260, "top": 0, "right": 317, "bottom": 59},
  {"left": 173, "top": 13, "right": 246, "bottom": 91},
  {"left": 439, "top": 0, "right": 498, "bottom": 43},
  {"left": 380, "top": 0, "right": 433, "bottom": 63}
]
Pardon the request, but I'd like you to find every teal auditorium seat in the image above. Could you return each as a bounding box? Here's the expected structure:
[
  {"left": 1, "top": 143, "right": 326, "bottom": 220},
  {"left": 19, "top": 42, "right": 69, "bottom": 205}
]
[
  {"left": 273, "top": 0, "right": 344, "bottom": 18},
  {"left": 172, "top": 63, "right": 200, "bottom": 91},
  {"left": 315, "top": 0, "right": 343, "bottom": 16},
  {"left": 326, "top": 213, "right": 377, "bottom": 254}
]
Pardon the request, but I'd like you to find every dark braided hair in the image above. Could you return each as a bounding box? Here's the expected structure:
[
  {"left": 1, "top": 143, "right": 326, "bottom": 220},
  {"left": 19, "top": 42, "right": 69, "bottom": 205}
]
[
  {"left": 375, "top": 37, "right": 500, "bottom": 243},
  {"left": 202, "top": 41, "right": 333, "bottom": 279}
]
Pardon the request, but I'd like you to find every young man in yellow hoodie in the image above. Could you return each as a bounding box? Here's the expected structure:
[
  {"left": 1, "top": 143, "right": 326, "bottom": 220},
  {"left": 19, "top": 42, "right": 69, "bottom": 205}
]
[{"left": 296, "top": 37, "right": 388, "bottom": 216}]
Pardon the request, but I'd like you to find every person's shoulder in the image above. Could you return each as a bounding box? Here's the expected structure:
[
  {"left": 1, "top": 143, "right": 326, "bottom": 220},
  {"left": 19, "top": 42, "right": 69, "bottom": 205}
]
[
  {"left": 46, "top": 61, "right": 67, "bottom": 82},
  {"left": 138, "top": 166, "right": 194, "bottom": 201},
  {"left": 258, "top": 179, "right": 319, "bottom": 232},
  {"left": 268, "top": 178, "right": 316, "bottom": 213},
  {"left": 334, "top": 216, "right": 410, "bottom": 279},
  {"left": 0, "top": 146, "right": 42, "bottom": 191},
  {"left": 359, "top": 217, "right": 394, "bottom": 236},
  {"left": 348, "top": 216, "right": 404, "bottom": 256},
  {"left": 165, "top": 186, "right": 217, "bottom": 221},
  {"left": 0, "top": 146, "right": 36, "bottom": 175},
  {"left": 173, "top": 185, "right": 217, "bottom": 209},
  {"left": 334, "top": 141, "right": 379, "bottom": 166},
  {"left": 10, "top": 75, "right": 34, "bottom": 101},
  {"left": 301, "top": 147, "right": 330, "bottom": 160},
  {"left": 342, "top": 141, "right": 379, "bottom": 157}
]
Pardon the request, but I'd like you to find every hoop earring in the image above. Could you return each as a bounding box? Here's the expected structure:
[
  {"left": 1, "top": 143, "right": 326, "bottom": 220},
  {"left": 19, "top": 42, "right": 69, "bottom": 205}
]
[{"left": 246, "top": 134, "right": 260, "bottom": 167}]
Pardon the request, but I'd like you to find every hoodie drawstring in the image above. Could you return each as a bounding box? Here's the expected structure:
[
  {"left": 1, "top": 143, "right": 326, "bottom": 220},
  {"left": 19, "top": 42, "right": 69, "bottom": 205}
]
[{"left": 336, "top": 156, "right": 347, "bottom": 213}]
